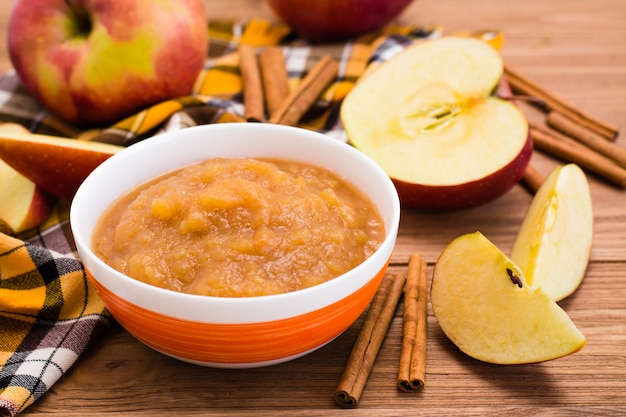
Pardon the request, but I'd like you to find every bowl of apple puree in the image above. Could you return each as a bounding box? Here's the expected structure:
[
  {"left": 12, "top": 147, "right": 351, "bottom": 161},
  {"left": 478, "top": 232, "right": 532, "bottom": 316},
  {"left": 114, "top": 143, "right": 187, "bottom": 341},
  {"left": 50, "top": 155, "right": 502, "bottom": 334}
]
[{"left": 93, "top": 157, "right": 385, "bottom": 297}]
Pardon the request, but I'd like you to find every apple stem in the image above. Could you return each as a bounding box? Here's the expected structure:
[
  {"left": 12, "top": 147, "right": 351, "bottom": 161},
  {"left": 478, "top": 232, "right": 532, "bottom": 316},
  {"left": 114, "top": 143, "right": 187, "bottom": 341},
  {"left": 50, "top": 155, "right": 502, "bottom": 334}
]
[
  {"left": 64, "top": 0, "right": 92, "bottom": 37},
  {"left": 498, "top": 94, "right": 547, "bottom": 110}
]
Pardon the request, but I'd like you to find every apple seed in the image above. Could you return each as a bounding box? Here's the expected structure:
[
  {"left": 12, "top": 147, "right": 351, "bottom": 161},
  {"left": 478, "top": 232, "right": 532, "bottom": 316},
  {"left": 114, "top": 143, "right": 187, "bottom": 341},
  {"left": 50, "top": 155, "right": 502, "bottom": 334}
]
[{"left": 506, "top": 268, "right": 523, "bottom": 288}]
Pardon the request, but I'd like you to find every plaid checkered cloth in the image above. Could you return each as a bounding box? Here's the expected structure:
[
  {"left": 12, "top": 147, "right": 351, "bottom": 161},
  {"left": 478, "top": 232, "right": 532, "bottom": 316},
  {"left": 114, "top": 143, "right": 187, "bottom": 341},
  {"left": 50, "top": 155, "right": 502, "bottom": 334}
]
[
  {"left": 0, "top": 233, "right": 111, "bottom": 416},
  {"left": 0, "top": 18, "right": 444, "bottom": 415}
]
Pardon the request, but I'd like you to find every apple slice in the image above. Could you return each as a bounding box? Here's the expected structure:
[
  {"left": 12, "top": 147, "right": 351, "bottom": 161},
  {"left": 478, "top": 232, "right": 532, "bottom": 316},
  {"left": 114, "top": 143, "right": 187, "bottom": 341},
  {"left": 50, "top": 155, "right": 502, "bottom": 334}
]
[
  {"left": 510, "top": 164, "right": 593, "bottom": 301},
  {"left": 0, "top": 123, "right": 57, "bottom": 234},
  {"left": 431, "top": 232, "right": 586, "bottom": 364},
  {"left": 0, "top": 158, "right": 57, "bottom": 235},
  {"left": 0, "top": 130, "right": 124, "bottom": 200},
  {"left": 341, "top": 36, "right": 531, "bottom": 210}
]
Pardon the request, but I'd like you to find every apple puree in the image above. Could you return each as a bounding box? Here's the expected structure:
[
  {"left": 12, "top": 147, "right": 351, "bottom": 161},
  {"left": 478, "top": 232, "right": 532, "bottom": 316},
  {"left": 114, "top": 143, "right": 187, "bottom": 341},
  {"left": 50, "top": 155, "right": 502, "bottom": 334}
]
[{"left": 93, "top": 158, "right": 385, "bottom": 297}]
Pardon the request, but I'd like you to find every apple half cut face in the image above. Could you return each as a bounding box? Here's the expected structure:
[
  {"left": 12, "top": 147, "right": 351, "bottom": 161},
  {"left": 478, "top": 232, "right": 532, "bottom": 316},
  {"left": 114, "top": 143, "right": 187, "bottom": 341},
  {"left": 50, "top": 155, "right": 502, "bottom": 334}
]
[
  {"left": 510, "top": 164, "right": 593, "bottom": 301},
  {"left": 431, "top": 232, "right": 586, "bottom": 365},
  {"left": 341, "top": 36, "right": 531, "bottom": 210}
]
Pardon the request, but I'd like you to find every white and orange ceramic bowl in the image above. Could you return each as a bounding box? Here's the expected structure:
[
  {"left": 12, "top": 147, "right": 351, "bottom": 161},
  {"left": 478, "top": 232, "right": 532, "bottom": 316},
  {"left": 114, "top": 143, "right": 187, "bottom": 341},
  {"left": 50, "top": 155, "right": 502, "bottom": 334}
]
[{"left": 70, "top": 123, "right": 400, "bottom": 368}]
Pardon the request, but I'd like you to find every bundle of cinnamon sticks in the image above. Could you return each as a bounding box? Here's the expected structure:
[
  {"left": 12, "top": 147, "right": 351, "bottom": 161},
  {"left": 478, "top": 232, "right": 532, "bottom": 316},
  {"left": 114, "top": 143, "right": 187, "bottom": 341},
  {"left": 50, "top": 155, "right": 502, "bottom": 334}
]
[
  {"left": 239, "top": 45, "right": 339, "bottom": 126},
  {"left": 505, "top": 66, "right": 625, "bottom": 193},
  {"left": 334, "top": 253, "right": 428, "bottom": 408}
]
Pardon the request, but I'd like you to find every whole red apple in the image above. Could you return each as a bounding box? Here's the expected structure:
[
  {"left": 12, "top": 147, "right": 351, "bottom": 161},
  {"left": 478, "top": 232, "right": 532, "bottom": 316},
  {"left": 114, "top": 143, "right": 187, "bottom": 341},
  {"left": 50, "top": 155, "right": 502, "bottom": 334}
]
[
  {"left": 0, "top": 123, "right": 57, "bottom": 234},
  {"left": 266, "top": 0, "right": 414, "bottom": 43},
  {"left": 8, "top": 0, "right": 208, "bottom": 126}
]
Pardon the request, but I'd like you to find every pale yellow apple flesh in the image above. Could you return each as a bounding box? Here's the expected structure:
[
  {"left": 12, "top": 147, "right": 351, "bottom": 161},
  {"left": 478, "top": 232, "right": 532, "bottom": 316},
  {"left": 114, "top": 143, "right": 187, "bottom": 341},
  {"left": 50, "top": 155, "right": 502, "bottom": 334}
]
[
  {"left": 510, "top": 164, "right": 593, "bottom": 301},
  {"left": 431, "top": 232, "right": 586, "bottom": 364},
  {"left": 341, "top": 36, "right": 530, "bottom": 209},
  {"left": 0, "top": 130, "right": 123, "bottom": 200},
  {"left": 352, "top": 96, "right": 527, "bottom": 185}
]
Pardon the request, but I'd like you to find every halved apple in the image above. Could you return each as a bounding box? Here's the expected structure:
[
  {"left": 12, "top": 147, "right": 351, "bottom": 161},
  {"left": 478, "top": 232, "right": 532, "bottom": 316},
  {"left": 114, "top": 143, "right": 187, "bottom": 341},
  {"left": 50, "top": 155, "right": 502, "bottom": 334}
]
[
  {"left": 0, "top": 129, "right": 123, "bottom": 200},
  {"left": 510, "top": 164, "right": 593, "bottom": 301},
  {"left": 431, "top": 232, "right": 586, "bottom": 364},
  {"left": 341, "top": 36, "right": 531, "bottom": 210}
]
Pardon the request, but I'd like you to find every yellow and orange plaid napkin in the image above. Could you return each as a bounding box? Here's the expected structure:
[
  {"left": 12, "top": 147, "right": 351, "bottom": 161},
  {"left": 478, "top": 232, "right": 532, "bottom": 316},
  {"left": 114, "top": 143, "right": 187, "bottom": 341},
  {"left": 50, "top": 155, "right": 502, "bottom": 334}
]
[
  {"left": 0, "top": 233, "right": 111, "bottom": 416},
  {"left": 0, "top": 18, "right": 442, "bottom": 415}
]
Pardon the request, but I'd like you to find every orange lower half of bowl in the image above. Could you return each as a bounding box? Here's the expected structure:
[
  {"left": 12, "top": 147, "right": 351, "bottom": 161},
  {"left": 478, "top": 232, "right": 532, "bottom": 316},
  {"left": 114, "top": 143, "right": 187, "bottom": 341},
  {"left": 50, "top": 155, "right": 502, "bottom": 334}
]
[{"left": 89, "top": 267, "right": 386, "bottom": 367}]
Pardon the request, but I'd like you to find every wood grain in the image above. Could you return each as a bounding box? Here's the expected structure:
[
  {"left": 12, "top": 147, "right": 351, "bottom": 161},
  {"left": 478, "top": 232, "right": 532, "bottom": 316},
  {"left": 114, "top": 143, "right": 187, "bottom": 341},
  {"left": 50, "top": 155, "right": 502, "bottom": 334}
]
[{"left": 1, "top": 0, "right": 624, "bottom": 415}]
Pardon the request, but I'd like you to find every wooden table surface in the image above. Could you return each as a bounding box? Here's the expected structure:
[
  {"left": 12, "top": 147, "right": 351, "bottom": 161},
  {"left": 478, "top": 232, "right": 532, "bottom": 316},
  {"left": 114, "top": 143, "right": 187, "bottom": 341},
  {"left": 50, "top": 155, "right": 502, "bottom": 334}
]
[{"left": 1, "top": 0, "right": 625, "bottom": 415}]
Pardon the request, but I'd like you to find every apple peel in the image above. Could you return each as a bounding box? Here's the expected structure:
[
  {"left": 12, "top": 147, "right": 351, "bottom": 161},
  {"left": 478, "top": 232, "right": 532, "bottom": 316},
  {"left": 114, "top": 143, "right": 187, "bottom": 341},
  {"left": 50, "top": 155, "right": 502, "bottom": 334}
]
[
  {"left": 431, "top": 231, "right": 586, "bottom": 365},
  {"left": 0, "top": 157, "right": 57, "bottom": 234}
]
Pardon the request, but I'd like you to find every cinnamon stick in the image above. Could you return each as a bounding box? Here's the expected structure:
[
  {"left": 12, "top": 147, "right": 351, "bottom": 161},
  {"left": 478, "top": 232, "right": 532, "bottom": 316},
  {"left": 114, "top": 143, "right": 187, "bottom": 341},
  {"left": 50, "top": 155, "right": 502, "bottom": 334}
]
[
  {"left": 504, "top": 65, "right": 619, "bottom": 141},
  {"left": 529, "top": 122, "right": 626, "bottom": 188},
  {"left": 520, "top": 164, "right": 546, "bottom": 195},
  {"left": 259, "top": 47, "right": 289, "bottom": 120},
  {"left": 398, "top": 253, "right": 427, "bottom": 393},
  {"left": 335, "top": 272, "right": 406, "bottom": 408},
  {"left": 239, "top": 45, "right": 265, "bottom": 122},
  {"left": 547, "top": 111, "right": 626, "bottom": 169},
  {"left": 269, "top": 55, "right": 339, "bottom": 126}
]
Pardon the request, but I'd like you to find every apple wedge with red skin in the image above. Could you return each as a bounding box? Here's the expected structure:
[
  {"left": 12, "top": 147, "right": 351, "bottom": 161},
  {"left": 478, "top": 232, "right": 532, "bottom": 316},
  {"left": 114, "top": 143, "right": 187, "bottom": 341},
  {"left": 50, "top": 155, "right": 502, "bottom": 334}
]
[
  {"left": 341, "top": 36, "right": 531, "bottom": 210},
  {"left": 8, "top": 0, "right": 208, "bottom": 126},
  {"left": 0, "top": 131, "right": 123, "bottom": 201},
  {"left": 0, "top": 123, "right": 57, "bottom": 234},
  {"left": 431, "top": 231, "right": 586, "bottom": 365},
  {"left": 0, "top": 158, "right": 56, "bottom": 235}
]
